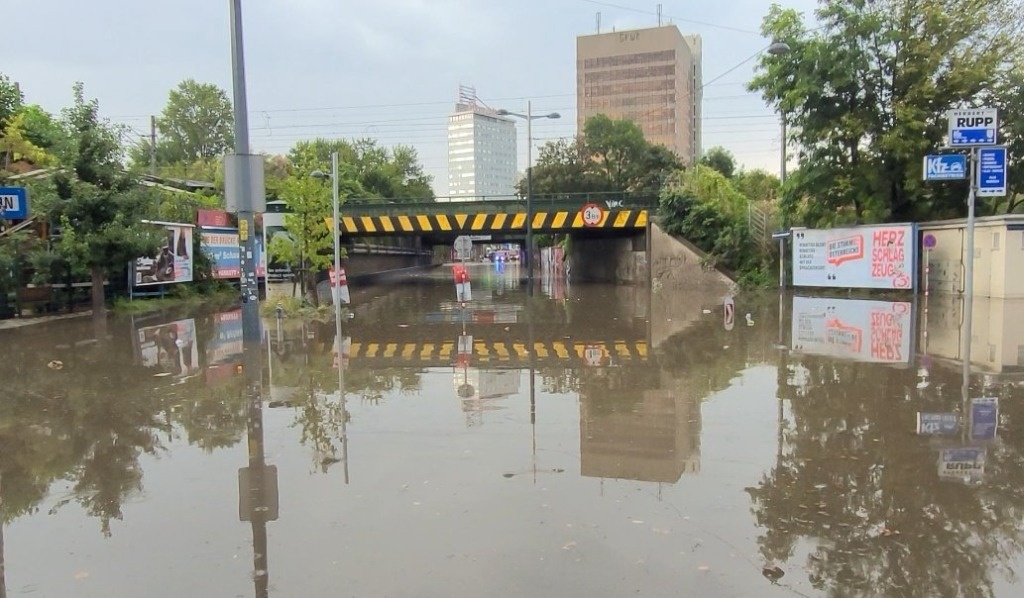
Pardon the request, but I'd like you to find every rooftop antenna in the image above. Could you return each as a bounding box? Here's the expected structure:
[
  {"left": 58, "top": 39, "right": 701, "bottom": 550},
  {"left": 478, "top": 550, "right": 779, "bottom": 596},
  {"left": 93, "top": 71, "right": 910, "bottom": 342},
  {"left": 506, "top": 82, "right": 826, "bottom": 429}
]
[
  {"left": 596, "top": 11, "right": 601, "bottom": 33},
  {"left": 657, "top": 4, "right": 662, "bottom": 26}
]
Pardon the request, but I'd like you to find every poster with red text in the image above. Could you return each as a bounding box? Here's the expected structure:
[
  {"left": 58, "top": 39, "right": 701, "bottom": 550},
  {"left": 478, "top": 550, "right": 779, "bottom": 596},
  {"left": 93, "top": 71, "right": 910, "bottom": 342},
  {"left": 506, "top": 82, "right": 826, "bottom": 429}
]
[
  {"left": 791, "top": 224, "right": 916, "bottom": 289},
  {"left": 790, "top": 296, "right": 913, "bottom": 365}
]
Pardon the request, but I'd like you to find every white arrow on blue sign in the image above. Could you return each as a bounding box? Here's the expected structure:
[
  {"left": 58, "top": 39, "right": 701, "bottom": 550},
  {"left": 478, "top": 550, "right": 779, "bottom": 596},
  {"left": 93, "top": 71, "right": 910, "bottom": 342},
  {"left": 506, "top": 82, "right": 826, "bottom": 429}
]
[
  {"left": 922, "top": 154, "right": 967, "bottom": 181},
  {"left": 977, "top": 146, "right": 1007, "bottom": 197},
  {"left": 947, "top": 107, "right": 998, "bottom": 146}
]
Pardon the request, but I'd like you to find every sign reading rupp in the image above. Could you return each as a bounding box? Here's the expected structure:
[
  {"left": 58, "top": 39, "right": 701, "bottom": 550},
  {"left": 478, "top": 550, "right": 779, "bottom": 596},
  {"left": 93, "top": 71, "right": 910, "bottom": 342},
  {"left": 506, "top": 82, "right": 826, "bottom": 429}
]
[{"left": 792, "top": 224, "right": 916, "bottom": 290}]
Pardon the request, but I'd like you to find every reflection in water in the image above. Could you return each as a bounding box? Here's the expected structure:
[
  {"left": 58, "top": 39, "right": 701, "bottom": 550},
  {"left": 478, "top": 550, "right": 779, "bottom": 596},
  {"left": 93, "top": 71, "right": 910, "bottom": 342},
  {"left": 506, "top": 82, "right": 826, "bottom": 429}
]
[
  {"left": 749, "top": 293, "right": 1024, "bottom": 596},
  {"left": 3, "top": 270, "right": 1024, "bottom": 595}
]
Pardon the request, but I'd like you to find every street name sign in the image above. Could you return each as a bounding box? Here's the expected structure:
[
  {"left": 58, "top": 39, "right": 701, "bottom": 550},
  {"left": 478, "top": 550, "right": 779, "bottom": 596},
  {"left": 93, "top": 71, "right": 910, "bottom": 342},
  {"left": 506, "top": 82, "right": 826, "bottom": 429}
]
[{"left": 922, "top": 154, "right": 967, "bottom": 181}]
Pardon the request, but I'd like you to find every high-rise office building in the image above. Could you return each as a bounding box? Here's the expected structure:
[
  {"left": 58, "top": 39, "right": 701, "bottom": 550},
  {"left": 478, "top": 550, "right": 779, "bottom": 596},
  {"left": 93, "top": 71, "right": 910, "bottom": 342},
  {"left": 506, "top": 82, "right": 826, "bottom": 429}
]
[
  {"left": 447, "top": 86, "right": 518, "bottom": 199},
  {"left": 576, "top": 25, "right": 702, "bottom": 164}
]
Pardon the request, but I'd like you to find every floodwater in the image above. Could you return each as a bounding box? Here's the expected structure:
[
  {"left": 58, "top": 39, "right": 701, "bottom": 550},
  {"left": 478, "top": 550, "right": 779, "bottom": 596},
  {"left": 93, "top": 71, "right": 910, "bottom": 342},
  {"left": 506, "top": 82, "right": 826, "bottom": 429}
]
[{"left": 1, "top": 263, "right": 1023, "bottom": 597}]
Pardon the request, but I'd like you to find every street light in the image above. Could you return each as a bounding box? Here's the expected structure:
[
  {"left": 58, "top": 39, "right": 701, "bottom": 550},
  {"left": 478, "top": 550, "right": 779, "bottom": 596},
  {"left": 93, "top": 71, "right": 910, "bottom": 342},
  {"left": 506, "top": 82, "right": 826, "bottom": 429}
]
[
  {"left": 495, "top": 103, "right": 560, "bottom": 287},
  {"left": 767, "top": 40, "right": 792, "bottom": 290},
  {"left": 310, "top": 152, "right": 342, "bottom": 308},
  {"left": 311, "top": 152, "right": 349, "bottom": 484}
]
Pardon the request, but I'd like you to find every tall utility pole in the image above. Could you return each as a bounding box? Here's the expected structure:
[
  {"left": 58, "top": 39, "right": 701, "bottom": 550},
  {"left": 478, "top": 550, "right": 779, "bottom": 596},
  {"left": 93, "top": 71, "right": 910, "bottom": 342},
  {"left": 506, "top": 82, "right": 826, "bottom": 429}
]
[
  {"left": 150, "top": 115, "right": 157, "bottom": 176},
  {"left": 526, "top": 100, "right": 534, "bottom": 287},
  {"left": 227, "top": 2, "right": 270, "bottom": 597},
  {"left": 226, "top": 0, "right": 264, "bottom": 341}
]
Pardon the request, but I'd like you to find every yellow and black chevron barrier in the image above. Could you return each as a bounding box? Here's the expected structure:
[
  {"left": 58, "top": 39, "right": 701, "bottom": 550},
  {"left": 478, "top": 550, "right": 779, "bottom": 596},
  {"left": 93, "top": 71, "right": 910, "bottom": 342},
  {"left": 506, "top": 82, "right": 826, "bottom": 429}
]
[
  {"left": 347, "top": 339, "right": 648, "bottom": 363},
  {"left": 326, "top": 209, "right": 648, "bottom": 236}
]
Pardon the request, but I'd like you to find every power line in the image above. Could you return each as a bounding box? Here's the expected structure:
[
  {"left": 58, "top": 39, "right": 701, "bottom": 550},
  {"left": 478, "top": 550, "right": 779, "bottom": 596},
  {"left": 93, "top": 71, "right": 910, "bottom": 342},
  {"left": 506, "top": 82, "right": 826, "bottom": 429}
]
[{"left": 576, "top": 0, "right": 762, "bottom": 35}]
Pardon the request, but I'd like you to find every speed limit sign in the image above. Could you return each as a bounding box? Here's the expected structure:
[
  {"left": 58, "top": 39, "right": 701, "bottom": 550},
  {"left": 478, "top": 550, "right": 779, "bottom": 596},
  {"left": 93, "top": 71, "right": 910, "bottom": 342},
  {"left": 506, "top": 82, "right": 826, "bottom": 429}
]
[{"left": 581, "top": 202, "right": 604, "bottom": 227}]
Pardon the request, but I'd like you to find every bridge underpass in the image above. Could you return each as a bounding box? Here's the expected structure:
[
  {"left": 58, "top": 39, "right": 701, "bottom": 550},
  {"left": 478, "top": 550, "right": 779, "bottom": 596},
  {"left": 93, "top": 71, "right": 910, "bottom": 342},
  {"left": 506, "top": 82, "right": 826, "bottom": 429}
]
[{"left": 320, "top": 195, "right": 656, "bottom": 282}]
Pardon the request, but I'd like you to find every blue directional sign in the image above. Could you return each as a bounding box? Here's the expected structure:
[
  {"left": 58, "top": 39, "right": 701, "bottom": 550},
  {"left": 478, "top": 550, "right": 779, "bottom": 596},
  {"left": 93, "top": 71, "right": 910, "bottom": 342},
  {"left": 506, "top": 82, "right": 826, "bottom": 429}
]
[
  {"left": 0, "top": 186, "right": 29, "bottom": 220},
  {"left": 977, "top": 146, "right": 1007, "bottom": 197},
  {"left": 947, "top": 108, "right": 998, "bottom": 146},
  {"left": 923, "top": 154, "right": 967, "bottom": 180}
]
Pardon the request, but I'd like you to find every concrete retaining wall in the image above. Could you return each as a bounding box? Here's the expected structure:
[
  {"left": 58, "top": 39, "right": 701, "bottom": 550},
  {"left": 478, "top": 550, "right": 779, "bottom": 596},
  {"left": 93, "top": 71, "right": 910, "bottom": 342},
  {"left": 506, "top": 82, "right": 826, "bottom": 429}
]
[{"left": 649, "top": 223, "right": 735, "bottom": 295}]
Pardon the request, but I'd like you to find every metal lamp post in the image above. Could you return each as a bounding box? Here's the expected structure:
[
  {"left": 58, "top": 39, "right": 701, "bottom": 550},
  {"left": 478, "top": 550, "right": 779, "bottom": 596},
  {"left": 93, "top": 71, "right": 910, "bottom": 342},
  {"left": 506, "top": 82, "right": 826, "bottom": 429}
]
[
  {"left": 496, "top": 104, "right": 560, "bottom": 287},
  {"left": 767, "top": 40, "right": 791, "bottom": 289},
  {"left": 311, "top": 152, "right": 342, "bottom": 309},
  {"left": 311, "top": 153, "right": 349, "bottom": 483}
]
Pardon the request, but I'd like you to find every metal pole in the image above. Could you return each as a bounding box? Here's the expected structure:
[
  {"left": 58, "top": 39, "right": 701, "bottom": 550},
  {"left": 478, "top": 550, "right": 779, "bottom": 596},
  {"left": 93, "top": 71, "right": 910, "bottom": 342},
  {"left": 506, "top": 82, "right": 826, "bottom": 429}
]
[
  {"left": 780, "top": 114, "right": 787, "bottom": 183},
  {"left": 150, "top": 115, "right": 157, "bottom": 176},
  {"left": 961, "top": 147, "right": 978, "bottom": 428},
  {"left": 1, "top": 471, "right": 6, "bottom": 598},
  {"left": 331, "top": 152, "right": 342, "bottom": 307},
  {"left": 228, "top": 0, "right": 260, "bottom": 342},
  {"left": 778, "top": 238, "right": 785, "bottom": 288},
  {"left": 331, "top": 151, "right": 349, "bottom": 485},
  {"left": 526, "top": 101, "right": 534, "bottom": 288},
  {"left": 229, "top": 5, "right": 267, "bottom": 593},
  {"left": 778, "top": 111, "right": 787, "bottom": 289}
]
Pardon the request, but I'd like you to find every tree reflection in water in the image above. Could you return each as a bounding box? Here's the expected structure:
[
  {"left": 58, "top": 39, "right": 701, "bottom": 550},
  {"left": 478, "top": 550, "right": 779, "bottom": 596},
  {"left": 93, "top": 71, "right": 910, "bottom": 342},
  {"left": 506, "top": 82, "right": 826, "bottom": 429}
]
[{"left": 748, "top": 356, "right": 1024, "bottom": 596}]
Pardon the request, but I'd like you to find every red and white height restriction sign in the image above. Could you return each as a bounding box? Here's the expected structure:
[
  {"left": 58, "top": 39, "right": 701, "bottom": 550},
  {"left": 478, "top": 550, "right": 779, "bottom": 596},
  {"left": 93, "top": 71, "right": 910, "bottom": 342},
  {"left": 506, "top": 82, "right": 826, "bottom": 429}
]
[{"left": 581, "top": 202, "right": 604, "bottom": 227}]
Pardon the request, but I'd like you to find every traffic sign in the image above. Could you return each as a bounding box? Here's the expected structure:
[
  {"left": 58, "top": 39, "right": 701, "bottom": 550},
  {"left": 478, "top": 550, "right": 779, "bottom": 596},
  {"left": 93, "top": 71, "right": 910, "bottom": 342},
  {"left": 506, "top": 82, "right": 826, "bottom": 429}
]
[
  {"left": 0, "top": 186, "right": 29, "bottom": 219},
  {"left": 923, "top": 233, "right": 937, "bottom": 249},
  {"left": 723, "top": 296, "right": 735, "bottom": 331},
  {"left": 977, "top": 146, "right": 1007, "bottom": 197},
  {"left": 581, "top": 202, "right": 604, "bottom": 227},
  {"left": 771, "top": 230, "right": 790, "bottom": 240},
  {"left": 454, "top": 235, "right": 472, "bottom": 258},
  {"left": 922, "top": 154, "right": 967, "bottom": 180},
  {"left": 583, "top": 345, "right": 605, "bottom": 366},
  {"left": 947, "top": 108, "right": 998, "bottom": 146}
]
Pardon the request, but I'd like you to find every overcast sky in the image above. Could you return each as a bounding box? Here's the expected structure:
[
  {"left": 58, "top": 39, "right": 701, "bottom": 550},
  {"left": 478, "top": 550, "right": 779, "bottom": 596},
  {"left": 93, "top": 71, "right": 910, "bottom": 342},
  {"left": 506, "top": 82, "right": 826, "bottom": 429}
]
[{"left": 6, "top": 0, "right": 819, "bottom": 195}]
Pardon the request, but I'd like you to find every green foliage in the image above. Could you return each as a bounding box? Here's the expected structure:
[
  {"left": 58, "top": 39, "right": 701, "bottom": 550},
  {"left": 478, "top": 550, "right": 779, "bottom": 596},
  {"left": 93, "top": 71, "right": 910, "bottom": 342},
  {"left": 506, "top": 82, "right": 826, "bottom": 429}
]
[
  {"left": 0, "top": 111, "right": 55, "bottom": 166},
  {"left": 288, "top": 138, "right": 433, "bottom": 201},
  {"left": 0, "top": 72, "right": 23, "bottom": 127},
  {"left": 699, "top": 146, "right": 737, "bottom": 179},
  {"left": 659, "top": 165, "right": 769, "bottom": 283},
  {"left": 156, "top": 79, "right": 234, "bottom": 163},
  {"left": 17, "top": 104, "right": 64, "bottom": 151},
  {"left": 31, "top": 84, "right": 165, "bottom": 310},
  {"left": 749, "top": 0, "right": 1024, "bottom": 227},
  {"left": 522, "top": 115, "right": 683, "bottom": 196}
]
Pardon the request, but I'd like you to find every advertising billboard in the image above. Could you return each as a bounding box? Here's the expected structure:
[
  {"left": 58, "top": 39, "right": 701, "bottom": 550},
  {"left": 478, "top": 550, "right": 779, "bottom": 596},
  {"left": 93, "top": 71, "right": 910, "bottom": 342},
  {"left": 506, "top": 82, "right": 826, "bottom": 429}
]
[
  {"left": 791, "top": 296, "right": 914, "bottom": 365},
  {"left": 200, "top": 228, "right": 267, "bottom": 280},
  {"left": 134, "top": 318, "right": 200, "bottom": 378},
  {"left": 134, "top": 222, "right": 194, "bottom": 286},
  {"left": 791, "top": 224, "right": 916, "bottom": 289}
]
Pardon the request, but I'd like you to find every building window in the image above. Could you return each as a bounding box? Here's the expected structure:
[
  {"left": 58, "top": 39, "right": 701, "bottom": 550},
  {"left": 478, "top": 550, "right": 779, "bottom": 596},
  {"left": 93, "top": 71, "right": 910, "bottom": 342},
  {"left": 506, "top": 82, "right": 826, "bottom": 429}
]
[{"left": 993, "top": 231, "right": 1001, "bottom": 250}]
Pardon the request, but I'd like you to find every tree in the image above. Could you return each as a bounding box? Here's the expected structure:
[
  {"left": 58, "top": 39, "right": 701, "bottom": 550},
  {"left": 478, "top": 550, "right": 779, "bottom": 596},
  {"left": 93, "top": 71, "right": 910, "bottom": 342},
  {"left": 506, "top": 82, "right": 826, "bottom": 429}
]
[
  {"left": 989, "top": 65, "right": 1024, "bottom": 213},
  {"left": 268, "top": 170, "right": 362, "bottom": 303},
  {"left": 37, "top": 84, "right": 163, "bottom": 328},
  {"left": 522, "top": 116, "right": 682, "bottom": 197},
  {"left": 749, "top": 0, "right": 1024, "bottom": 227},
  {"left": 288, "top": 138, "right": 433, "bottom": 201},
  {"left": 0, "top": 73, "right": 22, "bottom": 128},
  {"left": 155, "top": 79, "right": 234, "bottom": 163},
  {"left": 659, "top": 165, "right": 768, "bottom": 282},
  {"left": 583, "top": 114, "right": 650, "bottom": 191},
  {"left": 734, "top": 169, "right": 780, "bottom": 204},
  {"left": 699, "top": 146, "right": 737, "bottom": 179},
  {"left": 518, "top": 137, "right": 602, "bottom": 196},
  {"left": 0, "top": 112, "right": 54, "bottom": 168}
]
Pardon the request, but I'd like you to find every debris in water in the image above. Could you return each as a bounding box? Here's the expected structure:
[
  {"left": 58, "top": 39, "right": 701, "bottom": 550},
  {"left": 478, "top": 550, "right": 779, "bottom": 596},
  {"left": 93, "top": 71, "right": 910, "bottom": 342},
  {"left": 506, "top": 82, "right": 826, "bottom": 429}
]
[
  {"left": 47, "top": 360, "right": 64, "bottom": 370},
  {"left": 762, "top": 565, "right": 785, "bottom": 582}
]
